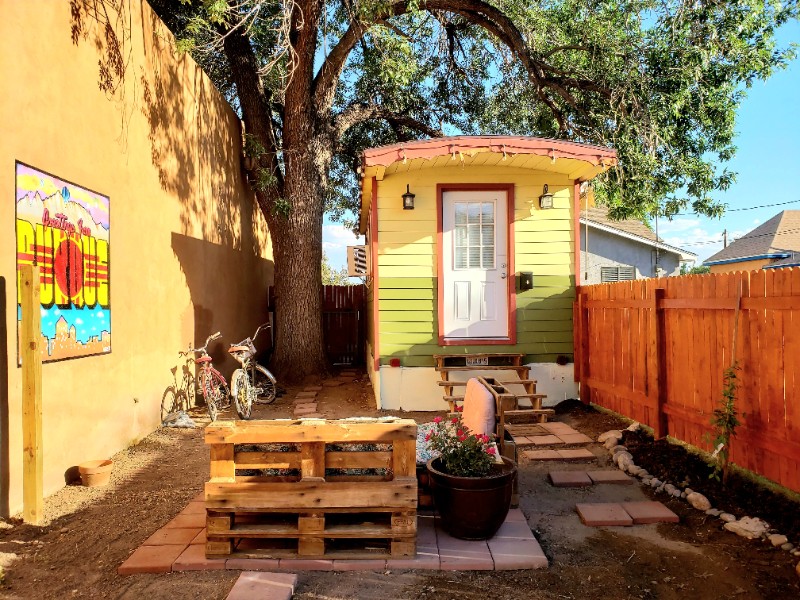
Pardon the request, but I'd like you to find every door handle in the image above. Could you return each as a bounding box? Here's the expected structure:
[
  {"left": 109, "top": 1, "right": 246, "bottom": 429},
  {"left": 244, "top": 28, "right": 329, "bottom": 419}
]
[{"left": 500, "top": 272, "right": 507, "bottom": 279}]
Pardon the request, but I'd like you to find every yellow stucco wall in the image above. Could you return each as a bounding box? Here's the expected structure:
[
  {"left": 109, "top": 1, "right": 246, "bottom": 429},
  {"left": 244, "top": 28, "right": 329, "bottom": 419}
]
[
  {"left": 709, "top": 258, "right": 773, "bottom": 274},
  {"left": 0, "top": 1, "right": 272, "bottom": 515},
  {"left": 373, "top": 166, "right": 575, "bottom": 367}
]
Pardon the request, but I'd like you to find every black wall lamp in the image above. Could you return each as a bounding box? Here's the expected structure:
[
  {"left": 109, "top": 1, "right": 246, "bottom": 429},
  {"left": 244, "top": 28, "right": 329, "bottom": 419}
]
[
  {"left": 402, "top": 184, "right": 415, "bottom": 210},
  {"left": 538, "top": 184, "right": 554, "bottom": 210}
]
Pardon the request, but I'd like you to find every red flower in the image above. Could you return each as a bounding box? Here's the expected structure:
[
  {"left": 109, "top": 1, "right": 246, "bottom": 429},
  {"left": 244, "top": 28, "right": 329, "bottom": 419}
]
[
  {"left": 451, "top": 417, "right": 459, "bottom": 424},
  {"left": 487, "top": 447, "right": 496, "bottom": 455},
  {"left": 455, "top": 405, "right": 464, "bottom": 412},
  {"left": 433, "top": 416, "right": 442, "bottom": 424},
  {"left": 457, "top": 429, "right": 464, "bottom": 437},
  {"left": 425, "top": 431, "right": 432, "bottom": 441}
]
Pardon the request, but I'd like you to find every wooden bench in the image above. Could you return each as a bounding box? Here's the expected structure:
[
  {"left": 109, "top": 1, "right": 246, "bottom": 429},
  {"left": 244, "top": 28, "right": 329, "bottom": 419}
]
[{"left": 204, "top": 418, "right": 418, "bottom": 559}]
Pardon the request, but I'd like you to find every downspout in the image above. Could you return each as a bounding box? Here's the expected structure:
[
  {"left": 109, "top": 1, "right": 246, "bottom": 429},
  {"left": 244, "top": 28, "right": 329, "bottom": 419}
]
[{"left": 573, "top": 180, "right": 581, "bottom": 287}]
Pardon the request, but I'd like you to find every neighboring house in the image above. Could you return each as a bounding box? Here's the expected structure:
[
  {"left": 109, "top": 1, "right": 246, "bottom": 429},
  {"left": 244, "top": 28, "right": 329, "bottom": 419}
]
[
  {"left": 579, "top": 207, "right": 697, "bottom": 284},
  {"left": 704, "top": 211, "right": 800, "bottom": 273},
  {"left": 357, "top": 135, "right": 616, "bottom": 410}
]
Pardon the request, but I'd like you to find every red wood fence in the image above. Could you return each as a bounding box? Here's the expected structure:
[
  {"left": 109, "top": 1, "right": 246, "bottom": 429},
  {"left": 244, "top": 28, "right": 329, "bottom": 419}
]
[
  {"left": 268, "top": 285, "right": 366, "bottom": 366},
  {"left": 574, "top": 268, "right": 800, "bottom": 493}
]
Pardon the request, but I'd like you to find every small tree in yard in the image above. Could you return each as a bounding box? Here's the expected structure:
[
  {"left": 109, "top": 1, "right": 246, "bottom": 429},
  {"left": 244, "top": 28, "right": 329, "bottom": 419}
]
[
  {"left": 83, "top": 0, "right": 798, "bottom": 381},
  {"left": 709, "top": 362, "right": 742, "bottom": 486},
  {"left": 322, "top": 252, "right": 351, "bottom": 285}
]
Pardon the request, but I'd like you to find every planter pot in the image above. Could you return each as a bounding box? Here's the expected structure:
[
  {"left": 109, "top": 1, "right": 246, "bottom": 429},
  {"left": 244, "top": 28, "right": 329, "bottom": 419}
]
[
  {"left": 426, "top": 456, "right": 517, "bottom": 540},
  {"left": 78, "top": 459, "right": 113, "bottom": 487}
]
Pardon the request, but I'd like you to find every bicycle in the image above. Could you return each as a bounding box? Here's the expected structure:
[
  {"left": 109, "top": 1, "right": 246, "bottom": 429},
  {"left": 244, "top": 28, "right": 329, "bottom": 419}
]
[
  {"left": 160, "top": 351, "right": 196, "bottom": 422},
  {"left": 189, "top": 332, "right": 231, "bottom": 421},
  {"left": 228, "top": 322, "right": 277, "bottom": 419}
]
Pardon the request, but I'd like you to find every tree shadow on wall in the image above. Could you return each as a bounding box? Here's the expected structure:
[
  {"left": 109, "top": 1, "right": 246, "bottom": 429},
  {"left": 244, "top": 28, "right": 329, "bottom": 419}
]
[{"left": 68, "top": 0, "right": 264, "bottom": 257}]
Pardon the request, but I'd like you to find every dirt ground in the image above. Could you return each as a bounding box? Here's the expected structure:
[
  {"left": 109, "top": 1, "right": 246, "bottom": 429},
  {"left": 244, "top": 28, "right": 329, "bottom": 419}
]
[{"left": 0, "top": 373, "right": 798, "bottom": 600}]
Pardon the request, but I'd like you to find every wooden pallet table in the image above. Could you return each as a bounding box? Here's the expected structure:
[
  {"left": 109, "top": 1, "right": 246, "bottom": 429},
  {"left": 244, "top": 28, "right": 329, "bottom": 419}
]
[{"left": 204, "top": 418, "right": 418, "bottom": 559}]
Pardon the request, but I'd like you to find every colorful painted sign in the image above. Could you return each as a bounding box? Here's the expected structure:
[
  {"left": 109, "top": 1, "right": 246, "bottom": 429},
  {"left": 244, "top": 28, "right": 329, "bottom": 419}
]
[{"left": 15, "top": 163, "right": 110, "bottom": 362}]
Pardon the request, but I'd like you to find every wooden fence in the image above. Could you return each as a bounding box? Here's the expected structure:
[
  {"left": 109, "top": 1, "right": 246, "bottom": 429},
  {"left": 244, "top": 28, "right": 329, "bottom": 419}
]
[
  {"left": 574, "top": 268, "right": 800, "bottom": 493},
  {"left": 268, "top": 285, "right": 366, "bottom": 366}
]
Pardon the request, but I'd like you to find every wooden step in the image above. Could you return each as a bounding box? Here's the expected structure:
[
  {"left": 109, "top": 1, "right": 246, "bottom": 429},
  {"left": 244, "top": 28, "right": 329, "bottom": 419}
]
[
  {"left": 438, "top": 365, "right": 528, "bottom": 372},
  {"left": 437, "top": 379, "right": 538, "bottom": 387},
  {"left": 502, "top": 409, "right": 555, "bottom": 417}
]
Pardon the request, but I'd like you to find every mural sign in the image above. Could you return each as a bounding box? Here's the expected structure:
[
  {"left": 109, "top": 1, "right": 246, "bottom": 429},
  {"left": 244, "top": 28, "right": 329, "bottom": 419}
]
[{"left": 15, "top": 162, "right": 110, "bottom": 362}]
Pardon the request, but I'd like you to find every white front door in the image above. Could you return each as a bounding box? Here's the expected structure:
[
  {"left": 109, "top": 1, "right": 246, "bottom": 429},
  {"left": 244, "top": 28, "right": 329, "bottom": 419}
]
[{"left": 442, "top": 190, "right": 509, "bottom": 339}]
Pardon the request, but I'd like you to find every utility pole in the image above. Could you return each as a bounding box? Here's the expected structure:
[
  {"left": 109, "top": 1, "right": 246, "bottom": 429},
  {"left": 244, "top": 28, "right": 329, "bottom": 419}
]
[{"left": 723, "top": 229, "right": 728, "bottom": 248}]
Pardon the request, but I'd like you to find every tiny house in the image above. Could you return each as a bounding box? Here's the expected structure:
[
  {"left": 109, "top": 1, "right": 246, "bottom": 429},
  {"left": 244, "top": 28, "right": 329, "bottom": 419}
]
[{"left": 358, "top": 136, "right": 616, "bottom": 410}]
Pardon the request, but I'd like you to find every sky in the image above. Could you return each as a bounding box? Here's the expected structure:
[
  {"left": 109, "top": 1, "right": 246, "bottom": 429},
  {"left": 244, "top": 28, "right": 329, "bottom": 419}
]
[{"left": 322, "top": 20, "right": 800, "bottom": 270}]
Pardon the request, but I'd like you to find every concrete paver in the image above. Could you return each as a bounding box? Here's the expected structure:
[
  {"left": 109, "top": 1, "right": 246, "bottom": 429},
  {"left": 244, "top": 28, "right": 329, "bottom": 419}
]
[
  {"left": 549, "top": 470, "right": 593, "bottom": 487},
  {"left": 587, "top": 470, "right": 634, "bottom": 485},
  {"left": 488, "top": 539, "right": 548, "bottom": 570},
  {"left": 622, "top": 501, "right": 680, "bottom": 524},
  {"left": 226, "top": 572, "right": 298, "bottom": 600},
  {"left": 576, "top": 503, "right": 634, "bottom": 527},
  {"left": 556, "top": 449, "right": 596, "bottom": 461},
  {"left": 530, "top": 435, "right": 563, "bottom": 446},
  {"left": 556, "top": 433, "right": 593, "bottom": 444},
  {"left": 522, "top": 449, "right": 562, "bottom": 461}
]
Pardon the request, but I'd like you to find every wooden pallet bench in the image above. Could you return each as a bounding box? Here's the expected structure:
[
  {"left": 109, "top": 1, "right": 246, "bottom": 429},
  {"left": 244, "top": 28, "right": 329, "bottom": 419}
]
[{"left": 205, "top": 418, "right": 418, "bottom": 559}]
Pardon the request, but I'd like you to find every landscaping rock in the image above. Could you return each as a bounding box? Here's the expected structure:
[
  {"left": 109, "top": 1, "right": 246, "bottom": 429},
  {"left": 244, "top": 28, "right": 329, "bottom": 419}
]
[
  {"left": 610, "top": 445, "right": 628, "bottom": 455},
  {"left": 650, "top": 478, "right": 662, "bottom": 488},
  {"left": 642, "top": 477, "right": 652, "bottom": 486},
  {"left": 724, "top": 517, "right": 769, "bottom": 540},
  {"left": 664, "top": 484, "right": 678, "bottom": 496},
  {"left": 598, "top": 430, "right": 623, "bottom": 444},
  {"left": 796, "top": 562, "right": 800, "bottom": 578},
  {"left": 671, "top": 489, "right": 682, "bottom": 498},
  {"left": 781, "top": 543, "right": 794, "bottom": 552},
  {"left": 687, "top": 492, "right": 712, "bottom": 511},
  {"left": 768, "top": 534, "right": 788, "bottom": 547},
  {"left": 625, "top": 422, "right": 641, "bottom": 432},
  {"left": 684, "top": 488, "right": 694, "bottom": 496},
  {"left": 706, "top": 509, "right": 722, "bottom": 517},
  {"left": 720, "top": 513, "right": 737, "bottom": 523},
  {"left": 614, "top": 451, "right": 633, "bottom": 465},
  {"left": 604, "top": 437, "right": 621, "bottom": 450}
]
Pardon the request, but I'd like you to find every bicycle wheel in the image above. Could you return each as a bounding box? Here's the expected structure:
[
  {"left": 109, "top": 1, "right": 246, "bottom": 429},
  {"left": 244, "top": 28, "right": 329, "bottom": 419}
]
[
  {"left": 160, "top": 387, "right": 178, "bottom": 422},
  {"left": 231, "top": 368, "right": 253, "bottom": 420},
  {"left": 200, "top": 371, "right": 228, "bottom": 421},
  {"left": 251, "top": 365, "right": 277, "bottom": 405}
]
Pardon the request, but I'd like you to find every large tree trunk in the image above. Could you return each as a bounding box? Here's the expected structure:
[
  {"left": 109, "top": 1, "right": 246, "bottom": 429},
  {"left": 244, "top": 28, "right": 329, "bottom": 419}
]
[{"left": 223, "top": 0, "right": 329, "bottom": 381}]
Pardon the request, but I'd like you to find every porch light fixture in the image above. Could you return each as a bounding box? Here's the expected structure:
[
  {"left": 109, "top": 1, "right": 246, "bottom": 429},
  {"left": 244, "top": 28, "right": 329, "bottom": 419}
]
[
  {"left": 402, "top": 184, "right": 415, "bottom": 210},
  {"left": 538, "top": 184, "right": 554, "bottom": 210}
]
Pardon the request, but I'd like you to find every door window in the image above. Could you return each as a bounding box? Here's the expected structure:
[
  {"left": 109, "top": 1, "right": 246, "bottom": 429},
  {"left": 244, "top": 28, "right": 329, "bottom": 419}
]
[{"left": 454, "top": 201, "right": 495, "bottom": 269}]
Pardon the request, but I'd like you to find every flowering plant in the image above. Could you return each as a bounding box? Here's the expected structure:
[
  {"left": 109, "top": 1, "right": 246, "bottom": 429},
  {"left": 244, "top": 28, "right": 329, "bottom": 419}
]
[{"left": 425, "top": 410, "right": 497, "bottom": 477}]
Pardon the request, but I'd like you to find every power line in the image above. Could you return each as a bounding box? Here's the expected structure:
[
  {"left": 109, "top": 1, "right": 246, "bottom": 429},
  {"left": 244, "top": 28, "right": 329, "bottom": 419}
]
[
  {"left": 673, "top": 225, "right": 800, "bottom": 247},
  {"left": 674, "top": 198, "right": 800, "bottom": 216}
]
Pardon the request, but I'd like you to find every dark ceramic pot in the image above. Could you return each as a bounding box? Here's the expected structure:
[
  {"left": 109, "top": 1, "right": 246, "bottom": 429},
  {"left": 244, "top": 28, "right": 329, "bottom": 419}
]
[{"left": 426, "top": 456, "right": 517, "bottom": 540}]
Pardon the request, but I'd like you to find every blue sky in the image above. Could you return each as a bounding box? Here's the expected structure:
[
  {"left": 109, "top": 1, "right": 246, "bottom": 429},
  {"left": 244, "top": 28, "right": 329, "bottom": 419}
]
[{"left": 322, "top": 20, "right": 800, "bottom": 269}]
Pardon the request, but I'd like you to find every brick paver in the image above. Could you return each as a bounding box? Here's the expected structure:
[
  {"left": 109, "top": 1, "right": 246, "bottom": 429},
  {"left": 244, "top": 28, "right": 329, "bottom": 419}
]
[
  {"left": 143, "top": 527, "right": 202, "bottom": 546},
  {"left": 548, "top": 470, "right": 593, "bottom": 487},
  {"left": 226, "top": 572, "right": 298, "bottom": 600},
  {"left": 293, "top": 406, "right": 319, "bottom": 416},
  {"left": 226, "top": 558, "right": 281, "bottom": 571},
  {"left": 180, "top": 501, "right": 207, "bottom": 515},
  {"left": 622, "top": 501, "right": 680, "bottom": 524},
  {"left": 296, "top": 391, "right": 318, "bottom": 398},
  {"left": 118, "top": 545, "right": 186, "bottom": 575},
  {"left": 587, "top": 471, "right": 634, "bottom": 485},
  {"left": 576, "top": 503, "right": 634, "bottom": 527},
  {"left": 333, "top": 559, "right": 388, "bottom": 571},
  {"left": 278, "top": 559, "right": 334, "bottom": 570},
  {"left": 173, "top": 544, "right": 227, "bottom": 571},
  {"left": 165, "top": 513, "right": 206, "bottom": 529},
  {"left": 541, "top": 422, "right": 578, "bottom": 435}
]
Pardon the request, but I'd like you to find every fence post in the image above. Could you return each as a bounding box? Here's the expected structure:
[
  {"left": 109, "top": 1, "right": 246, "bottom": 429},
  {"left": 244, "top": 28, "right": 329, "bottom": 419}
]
[
  {"left": 20, "top": 265, "right": 43, "bottom": 525},
  {"left": 654, "top": 288, "right": 668, "bottom": 439},
  {"left": 579, "top": 290, "right": 591, "bottom": 404}
]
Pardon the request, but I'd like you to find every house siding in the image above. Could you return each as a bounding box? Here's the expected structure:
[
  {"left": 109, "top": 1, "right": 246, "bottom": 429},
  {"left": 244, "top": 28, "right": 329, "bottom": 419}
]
[
  {"left": 374, "top": 166, "right": 575, "bottom": 367},
  {"left": 579, "top": 226, "right": 681, "bottom": 284}
]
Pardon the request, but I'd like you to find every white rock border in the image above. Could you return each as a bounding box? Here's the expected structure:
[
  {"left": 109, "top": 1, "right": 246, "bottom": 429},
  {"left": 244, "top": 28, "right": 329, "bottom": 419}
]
[{"left": 597, "top": 427, "right": 800, "bottom": 574}]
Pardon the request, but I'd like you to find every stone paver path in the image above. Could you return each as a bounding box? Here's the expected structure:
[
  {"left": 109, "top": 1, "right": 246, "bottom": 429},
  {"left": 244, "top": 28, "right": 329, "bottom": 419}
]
[
  {"left": 118, "top": 504, "right": 547, "bottom": 575},
  {"left": 226, "top": 572, "right": 297, "bottom": 600},
  {"left": 576, "top": 501, "right": 679, "bottom": 526},
  {"left": 549, "top": 470, "right": 634, "bottom": 487}
]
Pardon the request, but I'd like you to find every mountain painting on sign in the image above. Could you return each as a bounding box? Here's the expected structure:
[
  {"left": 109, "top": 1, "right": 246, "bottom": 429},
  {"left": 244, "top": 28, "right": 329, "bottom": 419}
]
[{"left": 15, "top": 162, "right": 110, "bottom": 363}]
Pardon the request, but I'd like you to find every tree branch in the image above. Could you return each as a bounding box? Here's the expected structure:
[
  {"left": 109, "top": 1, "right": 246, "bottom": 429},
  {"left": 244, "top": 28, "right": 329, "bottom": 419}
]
[{"left": 333, "top": 102, "right": 443, "bottom": 140}]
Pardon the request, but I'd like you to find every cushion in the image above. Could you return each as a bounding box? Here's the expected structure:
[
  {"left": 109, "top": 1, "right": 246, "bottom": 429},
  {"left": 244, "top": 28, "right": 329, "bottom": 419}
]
[{"left": 462, "top": 378, "right": 496, "bottom": 437}]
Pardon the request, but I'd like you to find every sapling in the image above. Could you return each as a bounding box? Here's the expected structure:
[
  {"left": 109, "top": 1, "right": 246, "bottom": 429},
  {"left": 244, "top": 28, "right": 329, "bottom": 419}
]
[{"left": 709, "top": 361, "right": 742, "bottom": 486}]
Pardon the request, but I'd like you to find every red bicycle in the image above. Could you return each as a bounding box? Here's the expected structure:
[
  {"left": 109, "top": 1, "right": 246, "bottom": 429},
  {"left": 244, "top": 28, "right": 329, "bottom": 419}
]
[{"left": 187, "top": 332, "right": 230, "bottom": 421}]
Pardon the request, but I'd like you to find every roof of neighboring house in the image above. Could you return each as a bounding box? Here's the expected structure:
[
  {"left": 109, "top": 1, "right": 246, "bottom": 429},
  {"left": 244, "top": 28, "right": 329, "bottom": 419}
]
[
  {"left": 580, "top": 206, "right": 697, "bottom": 260},
  {"left": 704, "top": 211, "right": 800, "bottom": 266}
]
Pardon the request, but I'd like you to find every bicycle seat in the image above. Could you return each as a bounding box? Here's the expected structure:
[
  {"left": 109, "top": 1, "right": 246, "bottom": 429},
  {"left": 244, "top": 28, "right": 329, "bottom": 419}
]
[
  {"left": 228, "top": 345, "right": 249, "bottom": 353},
  {"left": 195, "top": 356, "right": 213, "bottom": 363}
]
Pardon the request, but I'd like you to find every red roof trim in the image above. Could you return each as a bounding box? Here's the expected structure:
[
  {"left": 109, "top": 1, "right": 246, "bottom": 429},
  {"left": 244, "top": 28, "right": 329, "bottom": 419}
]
[{"left": 363, "top": 135, "right": 617, "bottom": 168}]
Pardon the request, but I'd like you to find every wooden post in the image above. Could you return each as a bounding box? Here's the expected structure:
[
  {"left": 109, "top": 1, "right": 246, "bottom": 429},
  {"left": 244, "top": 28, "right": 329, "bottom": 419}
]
[
  {"left": 654, "top": 288, "right": 668, "bottom": 439},
  {"left": 20, "top": 265, "right": 43, "bottom": 525},
  {"left": 578, "top": 291, "right": 591, "bottom": 404}
]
